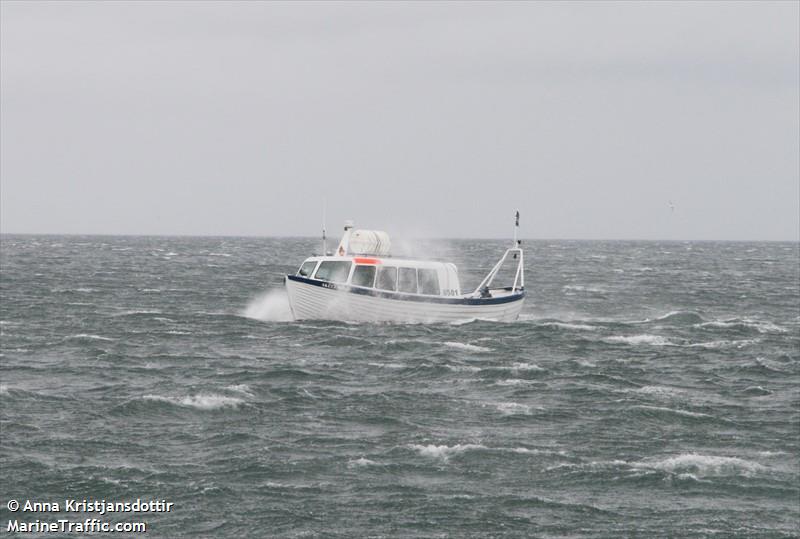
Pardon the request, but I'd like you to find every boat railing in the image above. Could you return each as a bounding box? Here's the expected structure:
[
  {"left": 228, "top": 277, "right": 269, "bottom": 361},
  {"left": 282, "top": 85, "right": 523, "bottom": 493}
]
[{"left": 472, "top": 247, "right": 524, "bottom": 297}]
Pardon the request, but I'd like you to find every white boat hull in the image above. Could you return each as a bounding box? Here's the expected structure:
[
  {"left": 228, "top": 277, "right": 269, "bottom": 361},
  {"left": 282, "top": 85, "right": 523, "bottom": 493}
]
[{"left": 285, "top": 276, "right": 525, "bottom": 323}]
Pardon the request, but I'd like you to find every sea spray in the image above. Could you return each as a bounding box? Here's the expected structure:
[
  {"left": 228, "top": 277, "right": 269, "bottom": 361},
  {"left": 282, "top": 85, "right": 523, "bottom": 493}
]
[{"left": 243, "top": 289, "right": 293, "bottom": 322}]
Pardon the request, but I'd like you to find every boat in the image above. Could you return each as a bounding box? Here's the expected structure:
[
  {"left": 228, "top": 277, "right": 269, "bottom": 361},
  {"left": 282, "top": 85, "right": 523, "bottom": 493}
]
[{"left": 284, "top": 213, "right": 526, "bottom": 323}]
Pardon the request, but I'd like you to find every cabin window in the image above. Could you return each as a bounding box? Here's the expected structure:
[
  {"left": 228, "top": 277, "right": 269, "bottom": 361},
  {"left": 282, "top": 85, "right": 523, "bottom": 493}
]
[
  {"left": 298, "top": 260, "right": 317, "bottom": 277},
  {"left": 351, "top": 265, "right": 376, "bottom": 288},
  {"left": 398, "top": 267, "right": 417, "bottom": 294},
  {"left": 376, "top": 266, "right": 397, "bottom": 291},
  {"left": 417, "top": 268, "right": 440, "bottom": 295},
  {"left": 314, "top": 261, "right": 352, "bottom": 283}
]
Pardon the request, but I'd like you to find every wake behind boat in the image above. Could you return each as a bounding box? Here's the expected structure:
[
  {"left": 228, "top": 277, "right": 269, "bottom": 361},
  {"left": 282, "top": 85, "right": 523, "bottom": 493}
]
[{"left": 285, "top": 213, "right": 525, "bottom": 323}]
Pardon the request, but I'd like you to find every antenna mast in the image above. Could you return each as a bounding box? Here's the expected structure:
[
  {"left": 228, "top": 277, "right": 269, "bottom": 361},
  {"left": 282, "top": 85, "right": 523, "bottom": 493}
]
[
  {"left": 322, "top": 200, "right": 327, "bottom": 256},
  {"left": 513, "top": 209, "right": 520, "bottom": 247}
]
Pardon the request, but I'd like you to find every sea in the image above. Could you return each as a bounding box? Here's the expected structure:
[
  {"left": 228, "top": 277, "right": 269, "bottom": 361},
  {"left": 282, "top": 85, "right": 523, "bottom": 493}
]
[{"left": 1, "top": 235, "right": 798, "bottom": 538}]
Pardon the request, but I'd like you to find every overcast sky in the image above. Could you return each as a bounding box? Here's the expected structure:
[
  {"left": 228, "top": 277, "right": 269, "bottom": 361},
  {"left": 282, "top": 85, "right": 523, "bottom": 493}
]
[{"left": 1, "top": 1, "right": 798, "bottom": 240}]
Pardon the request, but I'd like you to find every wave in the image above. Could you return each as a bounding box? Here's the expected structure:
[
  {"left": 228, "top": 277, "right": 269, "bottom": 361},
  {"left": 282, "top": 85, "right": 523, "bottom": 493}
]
[
  {"left": 651, "top": 311, "right": 705, "bottom": 325},
  {"left": 687, "top": 339, "right": 759, "bottom": 349},
  {"left": 699, "top": 318, "right": 787, "bottom": 334},
  {"left": 493, "top": 379, "right": 538, "bottom": 386},
  {"left": 633, "top": 454, "right": 767, "bottom": 478},
  {"left": 348, "top": 457, "right": 377, "bottom": 467},
  {"left": 444, "top": 364, "right": 482, "bottom": 373},
  {"left": 115, "top": 310, "right": 162, "bottom": 316},
  {"left": 632, "top": 405, "right": 718, "bottom": 420},
  {"left": 542, "top": 322, "right": 598, "bottom": 331},
  {"left": 563, "top": 285, "right": 606, "bottom": 294},
  {"left": 493, "top": 402, "right": 533, "bottom": 415},
  {"left": 410, "top": 444, "right": 487, "bottom": 460},
  {"left": 603, "top": 334, "right": 672, "bottom": 346},
  {"left": 410, "top": 443, "right": 564, "bottom": 460},
  {"left": 510, "top": 362, "right": 545, "bottom": 371},
  {"left": 634, "top": 385, "right": 684, "bottom": 398},
  {"left": 66, "top": 334, "right": 115, "bottom": 342},
  {"left": 443, "top": 342, "right": 491, "bottom": 353},
  {"left": 742, "top": 386, "right": 772, "bottom": 396},
  {"left": 225, "top": 384, "right": 254, "bottom": 396},
  {"left": 141, "top": 394, "right": 244, "bottom": 410}
]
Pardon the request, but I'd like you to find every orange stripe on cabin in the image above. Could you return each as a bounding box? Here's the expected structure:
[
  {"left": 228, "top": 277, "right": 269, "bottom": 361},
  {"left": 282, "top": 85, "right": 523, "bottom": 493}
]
[{"left": 354, "top": 257, "right": 381, "bottom": 265}]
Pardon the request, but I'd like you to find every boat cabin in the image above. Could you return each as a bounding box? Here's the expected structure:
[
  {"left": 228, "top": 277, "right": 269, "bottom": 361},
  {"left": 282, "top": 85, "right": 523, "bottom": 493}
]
[{"left": 296, "top": 256, "right": 462, "bottom": 297}]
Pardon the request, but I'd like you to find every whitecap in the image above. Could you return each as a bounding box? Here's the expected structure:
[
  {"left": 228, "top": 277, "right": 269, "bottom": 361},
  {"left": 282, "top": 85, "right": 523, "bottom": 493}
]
[
  {"left": 510, "top": 362, "right": 545, "bottom": 371},
  {"left": 444, "top": 365, "right": 482, "bottom": 373},
  {"left": 700, "top": 318, "right": 787, "bottom": 334},
  {"left": 410, "top": 443, "right": 486, "bottom": 460},
  {"left": 687, "top": 339, "right": 758, "bottom": 349},
  {"left": 494, "top": 379, "right": 536, "bottom": 386},
  {"left": 348, "top": 457, "right": 377, "bottom": 467},
  {"left": 604, "top": 335, "right": 672, "bottom": 346},
  {"left": 443, "top": 342, "right": 491, "bottom": 352},
  {"left": 544, "top": 322, "right": 597, "bottom": 331},
  {"left": 226, "top": 384, "right": 254, "bottom": 396},
  {"left": 141, "top": 394, "right": 244, "bottom": 410},
  {"left": 67, "top": 334, "right": 115, "bottom": 341},
  {"left": 635, "top": 385, "right": 683, "bottom": 397},
  {"left": 633, "top": 405, "right": 716, "bottom": 419},
  {"left": 633, "top": 454, "right": 766, "bottom": 477},
  {"left": 563, "top": 285, "right": 606, "bottom": 294},
  {"left": 493, "top": 402, "right": 533, "bottom": 415}
]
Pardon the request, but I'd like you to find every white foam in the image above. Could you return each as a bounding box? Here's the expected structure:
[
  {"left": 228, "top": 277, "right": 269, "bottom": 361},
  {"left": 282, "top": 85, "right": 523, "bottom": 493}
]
[
  {"left": 444, "top": 365, "right": 482, "bottom": 373},
  {"left": 701, "top": 318, "right": 787, "bottom": 334},
  {"left": 226, "top": 384, "right": 254, "bottom": 396},
  {"left": 493, "top": 402, "right": 533, "bottom": 415},
  {"left": 494, "top": 379, "right": 536, "bottom": 386},
  {"left": 68, "top": 334, "right": 115, "bottom": 341},
  {"left": 633, "top": 454, "right": 766, "bottom": 477},
  {"left": 510, "top": 362, "right": 545, "bottom": 371},
  {"left": 410, "top": 443, "right": 486, "bottom": 460},
  {"left": 243, "top": 289, "right": 293, "bottom": 322},
  {"left": 367, "top": 362, "right": 406, "bottom": 369},
  {"left": 0, "top": 385, "right": 8, "bottom": 395},
  {"left": 348, "top": 457, "right": 377, "bottom": 467},
  {"left": 563, "top": 285, "right": 606, "bottom": 293},
  {"left": 634, "top": 405, "right": 715, "bottom": 419},
  {"left": 545, "top": 322, "right": 597, "bottom": 331},
  {"left": 604, "top": 334, "right": 672, "bottom": 346},
  {"left": 443, "top": 342, "right": 491, "bottom": 352},
  {"left": 687, "top": 339, "right": 758, "bottom": 349},
  {"left": 635, "top": 385, "right": 683, "bottom": 397},
  {"left": 142, "top": 394, "right": 244, "bottom": 410}
]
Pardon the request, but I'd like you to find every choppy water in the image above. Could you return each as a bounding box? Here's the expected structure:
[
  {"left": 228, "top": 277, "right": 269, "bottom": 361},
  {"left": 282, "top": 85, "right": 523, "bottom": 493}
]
[{"left": 1, "top": 235, "right": 798, "bottom": 538}]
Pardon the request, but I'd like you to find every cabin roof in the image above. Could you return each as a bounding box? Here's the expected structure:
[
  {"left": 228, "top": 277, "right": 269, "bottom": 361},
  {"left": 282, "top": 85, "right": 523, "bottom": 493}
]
[{"left": 303, "top": 255, "right": 455, "bottom": 270}]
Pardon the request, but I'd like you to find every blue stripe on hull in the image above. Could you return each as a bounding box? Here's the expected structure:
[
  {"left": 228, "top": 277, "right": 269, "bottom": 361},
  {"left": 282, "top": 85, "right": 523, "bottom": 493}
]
[{"left": 285, "top": 275, "right": 525, "bottom": 306}]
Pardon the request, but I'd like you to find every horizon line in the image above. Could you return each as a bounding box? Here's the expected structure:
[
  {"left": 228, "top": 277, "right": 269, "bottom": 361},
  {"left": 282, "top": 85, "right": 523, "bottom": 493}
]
[{"left": 0, "top": 231, "right": 798, "bottom": 243}]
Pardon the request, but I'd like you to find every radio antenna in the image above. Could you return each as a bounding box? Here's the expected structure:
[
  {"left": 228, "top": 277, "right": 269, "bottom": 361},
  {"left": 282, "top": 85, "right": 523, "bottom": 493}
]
[
  {"left": 513, "top": 209, "right": 520, "bottom": 247},
  {"left": 322, "top": 199, "right": 327, "bottom": 256}
]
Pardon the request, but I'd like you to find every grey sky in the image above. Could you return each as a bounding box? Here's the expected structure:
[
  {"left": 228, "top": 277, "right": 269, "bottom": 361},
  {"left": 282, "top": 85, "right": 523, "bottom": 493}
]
[{"left": 1, "top": 1, "right": 798, "bottom": 240}]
